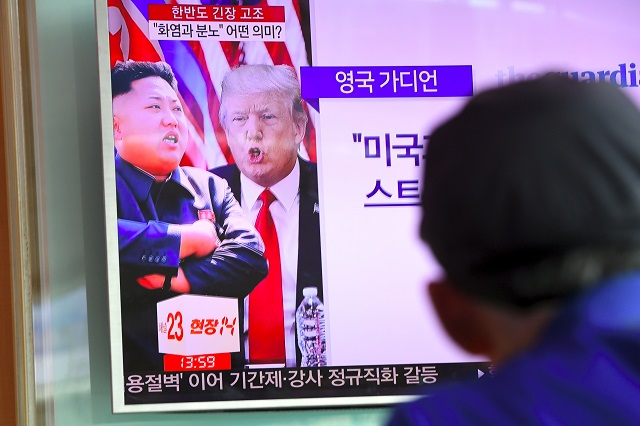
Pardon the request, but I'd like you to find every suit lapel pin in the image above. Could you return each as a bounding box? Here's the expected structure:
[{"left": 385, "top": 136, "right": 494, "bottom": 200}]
[
  {"left": 314, "top": 203, "right": 320, "bottom": 214},
  {"left": 198, "top": 209, "right": 216, "bottom": 223}
]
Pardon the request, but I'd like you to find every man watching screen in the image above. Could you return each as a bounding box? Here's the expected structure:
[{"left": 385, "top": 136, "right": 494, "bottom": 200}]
[
  {"left": 387, "top": 75, "right": 640, "bottom": 424},
  {"left": 211, "top": 64, "right": 323, "bottom": 368},
  {"left": 112, "top": 60, "right": 267, "bottom": 373}
]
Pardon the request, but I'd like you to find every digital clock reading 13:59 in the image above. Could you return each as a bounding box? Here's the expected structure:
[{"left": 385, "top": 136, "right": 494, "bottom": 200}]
[{"left": 163, "top": 353, "right": 232, "bottom": 371}]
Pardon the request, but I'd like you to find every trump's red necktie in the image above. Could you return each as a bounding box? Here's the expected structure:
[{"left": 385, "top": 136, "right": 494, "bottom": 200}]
[{"left": 249, "top": 189, "right": 285, "bottom": 364}]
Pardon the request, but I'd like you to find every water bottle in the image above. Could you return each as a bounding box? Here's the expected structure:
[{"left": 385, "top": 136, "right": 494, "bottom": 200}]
[{"left": 296, "top": 287, "right": 327, "bottom": 367}]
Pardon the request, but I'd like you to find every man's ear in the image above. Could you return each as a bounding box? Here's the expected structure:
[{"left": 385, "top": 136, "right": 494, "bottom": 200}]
[
  {"left": 293, "top": 116, "right": 307, "bottom": 145},
  {"left": 428, "top": 279, "right": 492, "bottom": 356}
]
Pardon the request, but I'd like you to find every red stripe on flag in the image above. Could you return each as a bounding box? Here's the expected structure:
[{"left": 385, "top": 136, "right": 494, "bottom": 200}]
[
  {"left": 291, "top": 0, "right": 302, "bottom": 24},
  {"left": 220, "top": 41, "right": 244, "bottom": 69},
  {"left": 178, "top": 95, "right": 208, "bottom": 169},
  {"left": 188, "top": 41, "right": 235, "bottom": 165},
  {"left": 264, "top": 41, "right": 295, "bottom": 69},
  {"left": 109, "top": 29, "right": 125, "bottom": 67},
  {"left": 108, "top": 0, "right": 162, "bottom": 63},
  {"left": 181, "top": 132, "right": 207, "bottom": 169},
  {"left": 176, "top": 78, "right": 206, "bottom": 144}
]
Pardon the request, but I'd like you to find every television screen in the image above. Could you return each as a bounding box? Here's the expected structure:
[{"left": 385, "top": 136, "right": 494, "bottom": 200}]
[{"left": 96, "top": 0, "right": 640, "bottom": 413}]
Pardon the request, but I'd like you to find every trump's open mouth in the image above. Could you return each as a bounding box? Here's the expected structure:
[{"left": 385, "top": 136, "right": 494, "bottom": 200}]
[{"left": 249, "top": 147, "right": 263, "bottom": 163}]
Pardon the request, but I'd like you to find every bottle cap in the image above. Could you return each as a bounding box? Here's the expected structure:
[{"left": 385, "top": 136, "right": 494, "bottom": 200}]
[{"left": 302, "top": 287, "right": 318, "bottom": 297}]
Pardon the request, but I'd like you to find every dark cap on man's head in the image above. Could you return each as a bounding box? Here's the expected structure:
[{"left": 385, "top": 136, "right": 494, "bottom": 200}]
[{"left": 421, "top": 75, "right": 640, "bottom": 307}]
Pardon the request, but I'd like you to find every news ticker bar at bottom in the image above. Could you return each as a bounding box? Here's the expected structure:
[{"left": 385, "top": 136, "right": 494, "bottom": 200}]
[{"left": 124, "top": 361, "right": 493, "bottom": 405}]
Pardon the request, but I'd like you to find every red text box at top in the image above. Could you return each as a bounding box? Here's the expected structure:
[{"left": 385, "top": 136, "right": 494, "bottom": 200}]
[{"left": 148, "top": 5, "right": 285, "bottom": 22}]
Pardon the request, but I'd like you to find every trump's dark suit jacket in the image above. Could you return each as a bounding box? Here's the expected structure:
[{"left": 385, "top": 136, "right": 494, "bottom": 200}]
[{"left": 211, "top": 158, "right": 324, "bottom": 366}]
